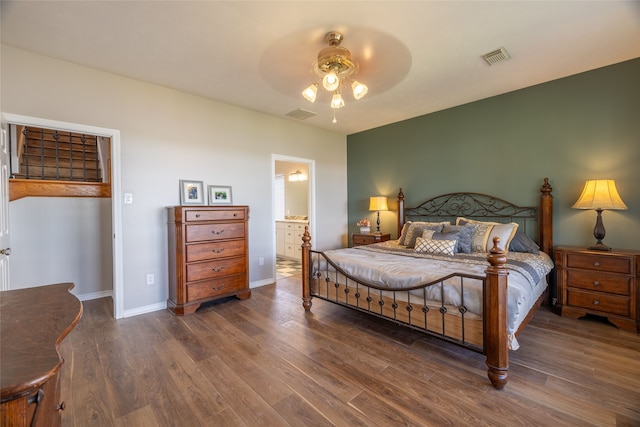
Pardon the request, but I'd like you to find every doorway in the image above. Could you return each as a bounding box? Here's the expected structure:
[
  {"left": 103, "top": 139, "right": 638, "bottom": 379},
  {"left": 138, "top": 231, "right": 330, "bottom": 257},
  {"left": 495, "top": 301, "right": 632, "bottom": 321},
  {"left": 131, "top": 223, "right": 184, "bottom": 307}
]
[
  {"left": 1, "top": 113, "right": 124, "bottom": 318},
  {"left": 272, "top": 155, "right": 314, "bottom": 281}
]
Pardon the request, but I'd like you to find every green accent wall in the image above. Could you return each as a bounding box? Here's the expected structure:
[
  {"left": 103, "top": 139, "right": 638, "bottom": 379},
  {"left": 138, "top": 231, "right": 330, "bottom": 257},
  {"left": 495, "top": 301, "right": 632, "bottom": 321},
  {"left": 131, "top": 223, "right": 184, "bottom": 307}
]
[{"left": 347, "top": 58, "right": 640, "bottom": 251}]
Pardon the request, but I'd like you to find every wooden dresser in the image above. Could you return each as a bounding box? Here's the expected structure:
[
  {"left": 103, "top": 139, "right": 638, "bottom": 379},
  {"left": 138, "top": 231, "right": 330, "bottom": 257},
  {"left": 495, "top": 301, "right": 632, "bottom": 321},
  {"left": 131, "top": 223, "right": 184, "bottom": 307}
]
[
  {"left": 167, "top": 206, "right": 251, "bottom": 315},
  {"left": 1, "top": 283, "right": 82, "bottom": 427},
  {"left": 555, "top": 246, "right": 639, "bottom": 332}
]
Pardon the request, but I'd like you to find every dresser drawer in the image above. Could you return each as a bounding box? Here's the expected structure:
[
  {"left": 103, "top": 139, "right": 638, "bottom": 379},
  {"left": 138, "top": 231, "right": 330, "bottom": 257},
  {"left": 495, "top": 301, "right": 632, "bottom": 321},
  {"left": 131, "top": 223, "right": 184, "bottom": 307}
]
[
  {"left": 567, "top": 270, "right": 630, "bottom": 295},
  {"left": 186, "top": 222, "right": 245, "bottom": 243},
  {"left": 566, "top": 253, "right": 631, "bottom": 274},
  {"left": 186, "top": 257, "right": 245, "bottom": 282},
  {"left": 186, "top": 240, "right": 245, "bottom": 263},
  {"left": 187, "top": 274, "right": 246, "bottom": 301},
  {"left": 185, "top": 209, "right": 246, "bottom": 222},
  {"left": 567, "top": 289, "right": 630, "bottom": 317}
]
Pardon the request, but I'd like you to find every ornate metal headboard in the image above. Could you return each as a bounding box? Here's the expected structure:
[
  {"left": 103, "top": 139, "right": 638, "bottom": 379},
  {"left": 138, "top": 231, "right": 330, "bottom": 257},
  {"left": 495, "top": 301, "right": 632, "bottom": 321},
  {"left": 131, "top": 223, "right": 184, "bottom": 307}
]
[
  {"left": 397, "top": 178, "right": 553, "bottom": 253},
  {"left": 399, "top": 191, "right": 538, "bottom": 238}
]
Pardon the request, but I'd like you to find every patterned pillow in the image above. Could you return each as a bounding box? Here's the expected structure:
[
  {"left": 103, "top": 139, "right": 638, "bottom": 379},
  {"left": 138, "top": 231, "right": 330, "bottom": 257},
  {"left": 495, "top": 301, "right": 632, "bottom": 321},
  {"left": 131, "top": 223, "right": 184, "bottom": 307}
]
[
  {"left": 398, "top": 222, "right": 412, "bottom": 245},
  {"left": 441, "top": 224, "right": 476, "bottom": 254},
  {"left": 403, "top": 222, "right": 448, "bottom": 248},
  {"left": 456, "top": 218, "right": 519, "bottom": 253},
  {"left": 414, "top": 237, "right": 456, "bottom": 256},
  {"left": 421, "top": 229, "right": 436, "bottom": 239}
]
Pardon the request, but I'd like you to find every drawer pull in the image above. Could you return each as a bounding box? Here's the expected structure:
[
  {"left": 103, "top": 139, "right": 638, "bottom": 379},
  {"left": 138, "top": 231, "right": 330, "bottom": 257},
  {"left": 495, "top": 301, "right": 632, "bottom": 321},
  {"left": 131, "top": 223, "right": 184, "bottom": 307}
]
[
  {"left": 212, "top": 284, "right": 226, "bottom": 291},
  {"left": 57, "top": 401, "right": 66, "bottom": 412},
  {"left": 211, "top": 266, "right": 226, "bottom": 272},
  {"left": 233, "top": 213, "right": 238, "bottom": 217},
  {"left": 593, "top": 261, "right": 600, "bottom": 267},
  {"left": 212, "top": 248, "right": 225, "bottom": 254},
  {"left": 195, "top": 214, "right": 201, "bottom": 218},
  {"left": 211, "top": 229, "right": 225, "bottom": 235},
  {"left": 593, "top": 281, "right": 600, "bottom": 286},
  {"left": 593, "top": 300, "right": 600, "bottom": 306}
]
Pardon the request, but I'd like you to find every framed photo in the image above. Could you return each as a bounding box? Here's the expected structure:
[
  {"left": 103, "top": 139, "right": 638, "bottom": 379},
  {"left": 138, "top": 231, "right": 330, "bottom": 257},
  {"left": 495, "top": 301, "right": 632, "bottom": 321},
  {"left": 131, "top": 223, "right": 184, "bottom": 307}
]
[
  {"left": 179, "top": 180, "right": 205, "bottom": 205},
  {"left": 208, "top": 185, "right": 233, "bottom": 205}
]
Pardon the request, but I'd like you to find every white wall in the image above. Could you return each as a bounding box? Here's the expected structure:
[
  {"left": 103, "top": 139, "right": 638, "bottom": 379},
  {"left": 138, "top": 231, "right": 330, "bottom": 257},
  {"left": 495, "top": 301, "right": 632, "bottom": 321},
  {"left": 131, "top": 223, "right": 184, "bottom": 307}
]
[
  {"left": 1, "top": 45, "right": 348, "bottom": 314},
  {"left": 9, "top": 197, "right": 113, "bottom": 297}
]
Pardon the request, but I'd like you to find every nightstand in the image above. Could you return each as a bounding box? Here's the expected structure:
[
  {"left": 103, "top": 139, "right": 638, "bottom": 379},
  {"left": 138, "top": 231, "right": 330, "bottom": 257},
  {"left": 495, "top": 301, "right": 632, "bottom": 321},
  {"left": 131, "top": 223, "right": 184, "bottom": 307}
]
[
  {"left": 555, "top": 245, "right": 639, "bottom": 332},
  {"left": 352, "top": 232, "right": 390, "bottom": 247}
]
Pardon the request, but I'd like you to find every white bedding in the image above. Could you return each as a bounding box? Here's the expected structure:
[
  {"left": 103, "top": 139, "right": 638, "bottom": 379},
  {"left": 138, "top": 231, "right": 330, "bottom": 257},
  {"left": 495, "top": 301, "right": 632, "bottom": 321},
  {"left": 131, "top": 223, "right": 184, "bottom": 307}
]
[{"left": 313, "top": 240, "right": 554, "bottom": 349}]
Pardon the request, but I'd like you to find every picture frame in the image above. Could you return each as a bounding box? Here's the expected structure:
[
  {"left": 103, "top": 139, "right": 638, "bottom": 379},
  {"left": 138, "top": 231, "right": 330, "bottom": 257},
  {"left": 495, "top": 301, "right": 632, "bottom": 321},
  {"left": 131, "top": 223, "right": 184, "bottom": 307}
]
[
  {"left": 179, "top": 179, "right": 205, "bottom": 205},
  {"left": 208, "top": 185, "right": 233, "bottom": 205}
]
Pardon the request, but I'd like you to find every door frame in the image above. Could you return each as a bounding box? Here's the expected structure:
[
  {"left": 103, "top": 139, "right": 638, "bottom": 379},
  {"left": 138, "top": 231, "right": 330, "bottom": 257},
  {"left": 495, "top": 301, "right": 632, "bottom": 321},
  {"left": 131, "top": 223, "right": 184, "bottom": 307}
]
[
  {"left": 1, "top": 113, "right": 124, "bottom": 319},
  {"left": 272, "top": 154, "right": 315, "bottom": 275}
]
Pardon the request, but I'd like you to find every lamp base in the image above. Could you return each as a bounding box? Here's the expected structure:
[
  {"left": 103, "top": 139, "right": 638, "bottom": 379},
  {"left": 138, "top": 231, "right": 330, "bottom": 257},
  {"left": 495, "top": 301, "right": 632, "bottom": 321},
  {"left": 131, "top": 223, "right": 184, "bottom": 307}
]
[{"left": 588, "top": 242, "right": 612, "bottom": 251}]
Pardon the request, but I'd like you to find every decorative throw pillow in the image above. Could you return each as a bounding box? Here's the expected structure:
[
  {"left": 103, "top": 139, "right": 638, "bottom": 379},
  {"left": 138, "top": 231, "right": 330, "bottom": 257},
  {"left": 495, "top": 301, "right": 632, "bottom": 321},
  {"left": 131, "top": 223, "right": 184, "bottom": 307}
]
[
  {"left": 441, "top": 224, "right": 476, "bottom": 254},
  {"left": 403, "top": 222, "right": 448, "bottom": 248},
  {"left": 456, "top": 218, "right": 519, "bottom": 253},
  {"left": 508, "top": 230, "right": 540, "bottom": 254},
  {"left": 398, "top": 222, "right": 412, "bottom": 246},
  {"left": 414, "top": 237, "right": 456, "bottom": 256},
  {"left": 421, "top": 229, "right": 436, "bottom": 240}
]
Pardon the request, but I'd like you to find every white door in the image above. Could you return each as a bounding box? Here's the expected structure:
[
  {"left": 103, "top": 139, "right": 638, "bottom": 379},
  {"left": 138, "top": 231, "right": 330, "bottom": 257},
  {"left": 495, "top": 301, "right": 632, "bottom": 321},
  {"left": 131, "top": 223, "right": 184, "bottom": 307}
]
[{"left": 0, "top": 123, "right": 11, "bottom": 290}]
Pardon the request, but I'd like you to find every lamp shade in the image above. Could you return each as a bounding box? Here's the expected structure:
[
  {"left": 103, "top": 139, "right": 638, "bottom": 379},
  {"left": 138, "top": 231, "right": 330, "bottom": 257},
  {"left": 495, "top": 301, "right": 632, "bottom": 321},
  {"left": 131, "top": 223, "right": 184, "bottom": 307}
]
[
  {"left": 572, "top": 180, "right": 628, "bottom": 210},
  {"left": 369, "top": 196, "right": 388, "bottom": 211}
]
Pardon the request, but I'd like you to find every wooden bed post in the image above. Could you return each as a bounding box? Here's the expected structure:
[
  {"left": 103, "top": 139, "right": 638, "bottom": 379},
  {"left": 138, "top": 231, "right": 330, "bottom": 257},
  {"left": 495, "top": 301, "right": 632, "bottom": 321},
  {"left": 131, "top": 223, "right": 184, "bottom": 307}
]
[
  {"left": 301, "top": 226, "right": 313, "bottom": 311},
  {"left": 397, "top": 188, "right": 405, "bottom": 236},
  {"left": 539, "top": 178, "right": 553, "bottom": 257},
  {"left": 485, "top": 237, "right": 509, "bottom": 390}
]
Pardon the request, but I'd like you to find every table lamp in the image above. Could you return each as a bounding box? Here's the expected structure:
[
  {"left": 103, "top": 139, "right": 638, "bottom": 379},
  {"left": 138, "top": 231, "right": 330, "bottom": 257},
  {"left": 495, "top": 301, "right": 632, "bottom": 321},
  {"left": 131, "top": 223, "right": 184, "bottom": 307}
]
[
  {"left": 369, "top": 196, "right": 388, "bottom": 234},
  {"left": 572, "top": 179, "right": 627, "bottom": 251}
]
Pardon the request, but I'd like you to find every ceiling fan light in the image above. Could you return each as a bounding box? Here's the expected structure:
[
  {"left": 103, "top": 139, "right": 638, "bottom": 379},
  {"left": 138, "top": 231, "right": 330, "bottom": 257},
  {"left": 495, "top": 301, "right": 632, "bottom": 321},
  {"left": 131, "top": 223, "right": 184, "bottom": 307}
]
[
  {"left": 351, "top": 81, "right": 368, "bottom": 99},
  {"left": 302, "top": 83, "right": 318, "bottom": 103},
  {"left": 322, "top": 70, "right": 340, "bottom": 91},
  {"left": 331, "top": 92, "right": 345, "bottom": 109}
]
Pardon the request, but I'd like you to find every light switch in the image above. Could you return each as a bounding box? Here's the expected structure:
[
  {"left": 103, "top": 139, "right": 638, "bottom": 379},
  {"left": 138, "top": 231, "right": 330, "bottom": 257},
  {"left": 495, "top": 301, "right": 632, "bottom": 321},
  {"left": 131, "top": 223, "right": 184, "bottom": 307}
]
[{"left": 124, "top": 193, "right": 133, "bottom": 204}]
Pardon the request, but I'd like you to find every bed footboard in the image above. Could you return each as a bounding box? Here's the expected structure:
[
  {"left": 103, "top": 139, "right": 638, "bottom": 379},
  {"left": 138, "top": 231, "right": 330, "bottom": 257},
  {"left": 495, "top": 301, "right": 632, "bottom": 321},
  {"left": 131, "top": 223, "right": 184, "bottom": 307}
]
[{"left": 301, "top": 228, "right": 510, "bottom": 390}]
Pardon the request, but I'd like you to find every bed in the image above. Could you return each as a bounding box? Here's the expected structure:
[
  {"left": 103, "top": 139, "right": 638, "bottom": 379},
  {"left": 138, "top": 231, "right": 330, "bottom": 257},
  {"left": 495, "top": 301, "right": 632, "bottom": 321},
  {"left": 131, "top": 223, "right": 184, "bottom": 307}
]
[{"left": 301, "top": 178, "right": 554, "bottom": 389}]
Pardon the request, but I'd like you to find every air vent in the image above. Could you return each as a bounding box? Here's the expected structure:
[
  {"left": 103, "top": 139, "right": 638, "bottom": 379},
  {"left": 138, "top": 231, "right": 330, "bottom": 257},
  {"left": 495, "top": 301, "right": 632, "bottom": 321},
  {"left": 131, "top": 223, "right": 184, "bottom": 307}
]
[
  {"left": 285, "top": 108, "right": 317, "bottom": 120},
  {"left": 482, "top": 47, "right": 511, "bottom": 65}
]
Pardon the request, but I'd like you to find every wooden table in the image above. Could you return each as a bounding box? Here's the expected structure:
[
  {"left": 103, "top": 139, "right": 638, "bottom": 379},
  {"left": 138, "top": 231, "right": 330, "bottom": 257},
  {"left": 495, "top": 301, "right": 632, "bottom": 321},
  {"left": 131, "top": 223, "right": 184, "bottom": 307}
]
[{"left": 1, "top": 283, "right": 82, "bottom": 426}]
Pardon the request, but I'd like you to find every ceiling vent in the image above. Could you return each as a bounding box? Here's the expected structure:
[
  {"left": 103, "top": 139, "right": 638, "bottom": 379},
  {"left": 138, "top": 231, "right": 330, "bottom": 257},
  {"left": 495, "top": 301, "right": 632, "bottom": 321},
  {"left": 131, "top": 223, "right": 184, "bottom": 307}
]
[
  {"left": 285, "top": 108, "right": 317, "bottom": 120},
  {"left": 482, "top": 47, "right": 511, "bottom": 65}
]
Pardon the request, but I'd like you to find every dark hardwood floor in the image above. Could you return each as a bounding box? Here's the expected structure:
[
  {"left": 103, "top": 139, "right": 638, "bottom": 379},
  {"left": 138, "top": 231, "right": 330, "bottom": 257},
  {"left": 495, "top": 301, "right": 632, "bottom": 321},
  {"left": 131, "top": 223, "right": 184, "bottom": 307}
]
[{"left": 60, "top": 274, "right": 640, "bottom": 426}]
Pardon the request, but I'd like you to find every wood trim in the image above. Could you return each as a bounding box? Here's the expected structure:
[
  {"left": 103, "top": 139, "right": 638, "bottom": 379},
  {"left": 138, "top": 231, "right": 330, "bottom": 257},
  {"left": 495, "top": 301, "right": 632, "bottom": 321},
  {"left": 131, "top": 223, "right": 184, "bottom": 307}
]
[{"left": 9, "top": 179, "right": 111, "bottom": 201}]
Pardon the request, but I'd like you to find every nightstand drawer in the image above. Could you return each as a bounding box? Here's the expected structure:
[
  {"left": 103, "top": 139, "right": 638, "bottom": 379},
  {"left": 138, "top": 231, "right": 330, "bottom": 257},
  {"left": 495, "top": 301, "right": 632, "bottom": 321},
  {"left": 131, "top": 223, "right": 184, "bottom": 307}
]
[
  {"left": 353, "top": 235, "right": 376, "bottom": 245},
  {"left": 567, "top": 270, "right": 630, "bottom": 295},
  {"left": 352, "top": 233, "right": 390, "bottom": 247},
  {"left": 566, "top": 253, "right": 631, "bottom": 274},
  {"left": 567, "top": 289, "right": 629, "bottom": 317}
]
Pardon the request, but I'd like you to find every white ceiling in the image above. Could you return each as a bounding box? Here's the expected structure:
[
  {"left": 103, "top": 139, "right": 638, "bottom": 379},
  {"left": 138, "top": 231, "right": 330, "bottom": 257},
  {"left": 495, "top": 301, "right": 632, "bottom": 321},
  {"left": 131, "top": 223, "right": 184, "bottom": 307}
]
[{"left": 2, "top": 1, "right": 639, "bottom": 135}]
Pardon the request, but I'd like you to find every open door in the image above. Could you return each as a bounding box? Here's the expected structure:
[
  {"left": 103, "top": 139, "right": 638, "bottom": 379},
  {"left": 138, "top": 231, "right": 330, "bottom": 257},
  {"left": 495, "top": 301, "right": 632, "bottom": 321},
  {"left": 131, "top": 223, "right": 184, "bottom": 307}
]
[{"left": 0, "top": 122, "right": 11, "bottom": 290}]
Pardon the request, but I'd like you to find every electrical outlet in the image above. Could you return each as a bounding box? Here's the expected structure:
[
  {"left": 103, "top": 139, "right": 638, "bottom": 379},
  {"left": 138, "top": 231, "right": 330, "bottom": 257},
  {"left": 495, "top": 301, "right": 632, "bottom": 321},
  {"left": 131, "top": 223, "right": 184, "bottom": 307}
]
[
  {"left": 259, "top": 257, "right": 264, "bottom": 266},
  {"left": 146, "top": 273, "right": 155, "bottom": 285},
  {"left": 124, "top": 193, "right": 133, "bottom": 204}
]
